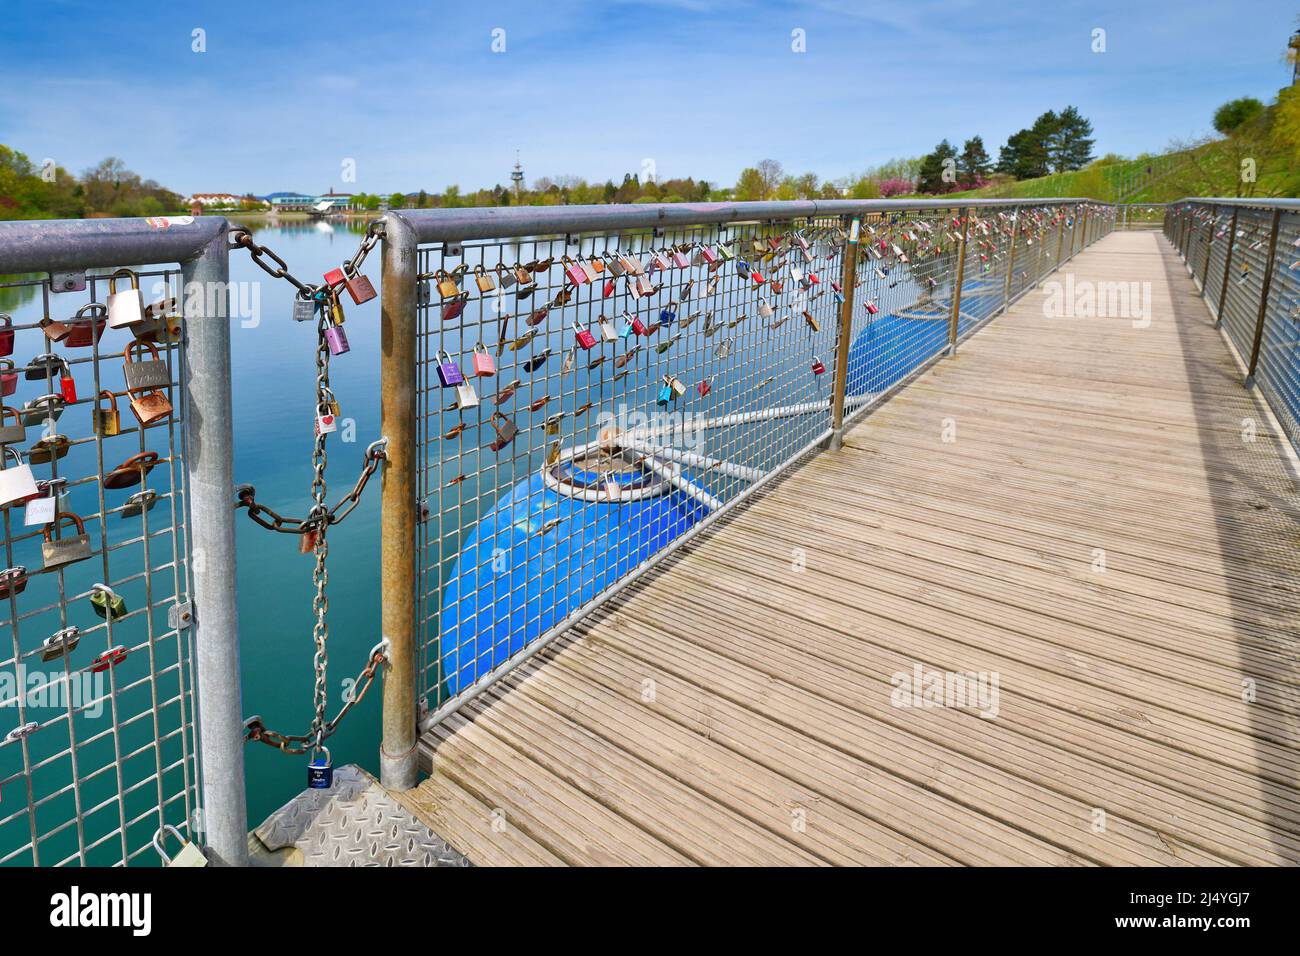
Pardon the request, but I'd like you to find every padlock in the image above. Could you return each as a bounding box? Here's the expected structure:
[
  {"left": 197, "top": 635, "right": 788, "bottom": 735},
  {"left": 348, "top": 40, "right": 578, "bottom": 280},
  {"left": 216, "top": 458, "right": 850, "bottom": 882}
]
[
  {"left": 471, "top": 343, "right": 495, "bottom": 377},
  {"left": 0, "top": 313, "right": 11, "bottom": 357},
  {"left": 581, "top": 260, "right": 601, "bottom": 282},
  {"left": 0, "top": 360, "right": 15, "bottom": 396},
  {"left": 28, "top": 433, "right": 70, "bottom": 465},
  {"left": 598, "top": 316, "right": 618, "bottom": 342},
  {"left": 455, "top": 381, "right": 479, "bottom": 410},
  {"left": 324, "top": 324, "right": 350, "bottom": 356},
  {"left": 41, "top": 625, "right": 80, "bottom": 663},
  {"left": 123, "top": 340, "right": 170, "bottom": 391},
  {"left": 41, "top": 511, "right": 93, "bottom": 569},
  {"left": 325, "top": 266, "right": 376, "bottom": 305},
  {"left": 715, "top": 338, "right": 732, "bottom": 360},
  {"left": 435, "top": 269, "right": 461, "bottom": 298},
  {"left": 106, "top": 269, "right": 145, "bottom": 328},
  {"left": 630, "top": 315, "right": 648, "bottom": 337},
  {"left": 291, "top": 292, "right": 317, "bottom": 323},
  {"left": 573, "top": 322, "right": 597, "bottom": 350},
  {"left": 154, "top": 824, "right": 207, "bottom": 868},
  {"left": 315, "top": 407, "right": 338, "bottom": 437},
  {"left": 697, "top": 379, "right": 711, "bottom": 397},
  {"left": 469, "top": 265, "right": 494, "bottom": 294},
  {"left": 489, "top": 412, "right": 518, "bottom": 451},
  {"left": 91, "top": 645, "right": 128, "bottom": 673},
  {"left": 60, "top": 371, "right": 77, "bottom": 403},
  {"left": 618, "top": 316, "right": 633, "bottom": 339},
  {"left": 0, "top": 566, "right": 27, "bottom": 600},
  {"left": 523, "top": 349, "right": 551, "bottom": 374},
  {"left": 436, "top": 350, "right": 465, "bottom": 387},
  {"left": 94, "top": 390, "right": 121, "bottom": 437},
  {"left": 736, "top": 259, "right": 751, "bottom": 279},
  {"left": 657, "top": 379, "right": 673, "bottom": 407},
  {"left": 563, "top": 257, "right": 588, "bottom": 286},
  {"left": 122, "top": 489, "right": 159, "bottom": 518},
  {"left": 0, "top": 447, "right": 38, "bottom": 508},
  {"left": 0, "top": 406, "right": 25, "bottom": 445},
  {"left": 803, "top": 311, "right": 820, "bottom": 333},
  {"left": 136, "top": 298, "right": 183, "bottom": 345},
  {"left": 865, "top": 301, "right": 879, "bottom": 315},
  {"left": 812, "top": 357, "right": 826, "bottom": 375},
  {"left": 65, "top": 303, "right": 108, "bottom": 348},
  {"left": 441, "top": 296, "right": 467, "bottom": 322},
  {"left": 128, "top": 388, "right": 173, "bottom": 427},
  {"left": 601, "top": 471, "right": 621, "bottom": 502},
  {"left": 24, "top": 478, "right": 62, "bottom": 526},
  {"left": 307, "top": 746, "right": 333, "bottom": 789},
  {"left": 90, "top": 583, "right": 128, "bottom": 620},
  {"left": 24, "top": 352, "right": 68, "bottom": 382},
  {"left": 672, "top": 249, "right": 691, "bottom": 269},
  {"left": 103, "top": 451, "right": 160, "bottom": 490},
  {"left": 659, "top": 302, "right": 677, "bottom": 324}
]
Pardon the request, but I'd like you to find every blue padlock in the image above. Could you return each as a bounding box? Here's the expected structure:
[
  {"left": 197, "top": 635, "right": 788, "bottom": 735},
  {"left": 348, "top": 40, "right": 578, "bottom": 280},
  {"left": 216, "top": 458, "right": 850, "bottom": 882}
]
[
  {"left": 659, "top": 303, "right": 677, "bottom": 324},
  {"left": 657, "top": 377, "right": 674, "bottom": 407},
  {"left": 436, "top": 349, "right": 465, "bottom": 387},
  {"left": 307, "top": 746, "right": 333, "bottom": 790}
]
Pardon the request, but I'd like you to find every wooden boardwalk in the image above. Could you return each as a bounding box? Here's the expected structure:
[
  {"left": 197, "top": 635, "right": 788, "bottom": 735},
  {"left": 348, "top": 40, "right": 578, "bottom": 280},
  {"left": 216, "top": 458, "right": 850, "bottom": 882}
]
[{"left": 399, "top": 231, "right": 1300, "bottom": 866}]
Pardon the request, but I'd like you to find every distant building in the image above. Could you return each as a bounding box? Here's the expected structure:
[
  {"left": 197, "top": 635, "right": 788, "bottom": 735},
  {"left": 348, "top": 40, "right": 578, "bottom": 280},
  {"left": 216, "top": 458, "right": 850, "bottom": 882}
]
[
  {"left": 187, "top": 192, "right": 245, "bottom": 208},
  {"left": 267, "top": 190, "right": 358, "bottom": 212}
]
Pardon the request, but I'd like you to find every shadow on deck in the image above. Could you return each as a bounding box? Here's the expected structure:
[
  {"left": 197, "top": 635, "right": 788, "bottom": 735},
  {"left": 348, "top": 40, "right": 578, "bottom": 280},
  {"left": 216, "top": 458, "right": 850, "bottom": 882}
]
[{"left": 395, "top": 232, "right": 1300, "bottom": 866}]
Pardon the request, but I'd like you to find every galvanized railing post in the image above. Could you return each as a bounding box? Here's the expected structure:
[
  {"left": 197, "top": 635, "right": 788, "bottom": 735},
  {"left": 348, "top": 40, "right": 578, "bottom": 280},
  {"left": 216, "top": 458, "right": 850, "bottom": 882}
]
[
  {"left": 1000, "top": 212, "right": 1020, "bottom": 312},
  {"left": 181, "top": 224, "right": 249, "bottom": 867},
  {"left": 1245, "top": 208, "right": 1282, "bottom": 386},
  {"left": 1214, "top": 207, "right": 1239, "bottom": 328},
  {"left": 1199, "top": 213, "right": 1214, "bottom": 289},
  {"left": 379, "top": 212, "right": 420, "bottom": 790},
  {"left": 1054, "top": 210, "right": 1067, "bottom": 268},
  {"left": 829, "top": 216, "right": 860, "bottom": 451},
  {"left": 948, "top": 207, "right": 970, "bottom": 355}
]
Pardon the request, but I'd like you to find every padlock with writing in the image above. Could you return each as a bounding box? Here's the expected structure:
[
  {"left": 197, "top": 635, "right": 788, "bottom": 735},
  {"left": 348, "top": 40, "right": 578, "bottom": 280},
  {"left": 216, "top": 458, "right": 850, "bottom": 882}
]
[
  {"left": 0, "top": 447, "right": 38, "bottom": 508},
  {"left": 812, "top": 356, "right": 826, "bottom": 375},
  {"left": 436, "top": 350, "right": 465, "bottom": 387},
  {"left": 107, "top": 269, "right": 145, "bottom": 328},
  {"left": 123, "top": 340, "right": 171, "bottom": 391},
  {"left": 573, "top": 322, "right": 597, "bottom": 350},
  {"left": 308, "top": 746, "right": 333, "bottom": 789},
  {"left": 60, "top": 370, "right": 77, "bottom": 403},
  {"left": 471, "top": 343, "right": 495, "bottom": 377},
  {"left": 24, "top": 478, "right": 63, "bottom": 526},
  {"left": 324, "top": 323, "right": 350, "bottom": 356},
  {"left": 435, "top": 269, "right": 461, "bottom": 298},
  {"left": 90, "top": 583, "right": 127, "bottom": 620},
  {"left": 563, "top": 257, "right": 588, "bottom": 286},
  {"left": 292, "top": 291, "right": 318, "bottom": 323},
  {"left": 324, "top": 265, "right": 376, "bottom": 305},
  {"left": 630, "top": 315, "right": 648, "bottom": 337},
  {"left": 41, "top": 511, "right": 93, "bottom": 569}
]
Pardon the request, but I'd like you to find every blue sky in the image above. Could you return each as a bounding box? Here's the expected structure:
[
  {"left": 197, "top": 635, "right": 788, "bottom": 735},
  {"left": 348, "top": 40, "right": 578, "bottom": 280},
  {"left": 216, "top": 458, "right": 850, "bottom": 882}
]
[{"left": 1, "top": 0, "right": 1295, "bottom": 196}]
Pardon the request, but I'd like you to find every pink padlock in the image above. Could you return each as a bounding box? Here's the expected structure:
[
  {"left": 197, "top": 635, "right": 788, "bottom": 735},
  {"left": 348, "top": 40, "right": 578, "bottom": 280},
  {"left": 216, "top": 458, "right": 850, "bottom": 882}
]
[
  {"left": 563, "top": 258, "right": 588, "bottom": 286},
  {"left": 324, "top": 325, "right": 350, "bottom": 356},
  {"left": 472, "top": 343, "right": 496, "bottom": 377}
]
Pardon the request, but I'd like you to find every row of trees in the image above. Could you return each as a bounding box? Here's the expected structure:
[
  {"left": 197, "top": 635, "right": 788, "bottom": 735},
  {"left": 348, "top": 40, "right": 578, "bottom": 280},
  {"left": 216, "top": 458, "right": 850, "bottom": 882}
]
[
  {"left": 912, "top": 107, "right": 1096, "bottom": 194},
  {"left": 0, "top": 147, "right": 185, "bottom": 219}
]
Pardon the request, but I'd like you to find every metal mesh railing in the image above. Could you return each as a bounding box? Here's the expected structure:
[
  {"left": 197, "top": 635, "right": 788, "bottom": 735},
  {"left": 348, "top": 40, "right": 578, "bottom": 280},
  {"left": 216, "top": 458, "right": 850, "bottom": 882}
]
[
  {"left": 400, "top": 199, "right": 1114, "bottom": 726},
  {"left": 1168, "top": 199, "right": 1300, "bottom": 454},
  {"left": 0, "top": 267, "right": 197, "bottom": 866}
]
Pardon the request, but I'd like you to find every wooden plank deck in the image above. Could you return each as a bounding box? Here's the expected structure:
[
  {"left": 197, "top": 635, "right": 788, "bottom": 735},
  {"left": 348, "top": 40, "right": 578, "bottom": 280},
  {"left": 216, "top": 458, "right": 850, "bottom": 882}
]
[{"left": 399, "top": 231, "right": 1300, "bottom": 866}]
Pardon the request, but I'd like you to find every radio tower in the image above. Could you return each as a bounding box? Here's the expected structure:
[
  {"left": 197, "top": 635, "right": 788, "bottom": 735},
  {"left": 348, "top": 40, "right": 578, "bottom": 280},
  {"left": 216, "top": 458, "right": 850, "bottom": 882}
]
[{"left": 511, "top": 151, "right": 525, "bottom": 199}]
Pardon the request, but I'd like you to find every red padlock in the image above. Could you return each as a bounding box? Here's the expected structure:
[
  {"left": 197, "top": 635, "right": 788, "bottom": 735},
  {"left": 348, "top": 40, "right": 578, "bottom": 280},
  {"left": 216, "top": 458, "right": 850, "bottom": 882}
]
[
  {"left": 865, "top": 301, "right": 879, "bottom": 315},
  {"left": 573, "top": 322, "right": 597, "bottom": 350},
  {"left": 563, "top": 258, "right": 588, "bottom": 286},
  {"left": 0, "top": 314, "right": 13, "bottom": 357},
  {"left": 91, "top": 645, "right": 128, "bottom": 673},
  {"left": 630, "top": 316, "right": 648, "bottom": 337},
  {"left": 697, "top": 379, "right": 711, "bottom": 397},
  {"left": 472, "top": 343, "right": 496, "bottom": 377},
  {"left": 442, "top": 297, "right": 467, "bottom": 322},
  {"left": 812, "top": 357, "right": 826, "bottom": 375},
  {"left": 60, "top": 373, "right": 77, "bottom": 403},
  {"left": 0, "top": 360, "right": 16, "bottom": 397},
  {"left": 602, "top": 278, "right": 616, "bottom": 298}
]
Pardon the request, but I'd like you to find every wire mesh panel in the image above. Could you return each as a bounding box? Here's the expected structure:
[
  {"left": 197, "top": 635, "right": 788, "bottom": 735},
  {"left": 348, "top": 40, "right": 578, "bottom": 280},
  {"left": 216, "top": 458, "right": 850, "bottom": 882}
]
[
  {"left": 415, "top": 217, "right": 847, "bottom": 716},
  {"left": 1255, "top": 209, "right": 1300, "bottom": 451},
  {"left": 0, "top": 268, "right": 197, "bottom": 866},
  {"left": 1218, "top": 207, "right": 1274, "bottom": 364},
  {"left": 407, "top": 199, "right": 1116, "bottom": 723}
]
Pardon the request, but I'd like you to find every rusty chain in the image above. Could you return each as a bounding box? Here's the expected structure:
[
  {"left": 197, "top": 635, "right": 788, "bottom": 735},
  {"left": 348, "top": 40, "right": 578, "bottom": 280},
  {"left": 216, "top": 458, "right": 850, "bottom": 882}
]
[{"left": 234, "top": 437, "right": 387, "bottom": 536}]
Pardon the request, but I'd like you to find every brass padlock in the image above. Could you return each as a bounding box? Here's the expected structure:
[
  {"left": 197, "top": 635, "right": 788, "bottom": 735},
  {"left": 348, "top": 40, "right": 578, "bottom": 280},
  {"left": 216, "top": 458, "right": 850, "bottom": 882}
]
[
  {"left": 153, "top": 824, "right": 207, "bottom": 868},
  {"left": 435, "top": 269, "right": 460, "bottom": 299},
  {"left": 94, "top": 390, "right": 121, "bottom": 437},
  {"left": 41, "top": 512, "right": 93, "bottom": 570},
  {"left": 473, "top": 265, "right": 495, "bottom": 293},
  {"left": 28, "top": 433, "right": 71, "bottom": 464}
]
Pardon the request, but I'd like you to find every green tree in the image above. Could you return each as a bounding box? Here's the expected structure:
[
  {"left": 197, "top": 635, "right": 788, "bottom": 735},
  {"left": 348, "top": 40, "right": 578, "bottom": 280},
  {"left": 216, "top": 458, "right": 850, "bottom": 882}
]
[
  {"left": 917, "top": 139, "right": 958, "bottom": 193},
  {"left": 733, "top": 167, "right": 766, "bottom": 201},
  {"left": 958, "top": 136, "right": 992, "bottom": 185},
  {"left": 1213, "top": 97, "right": 1265, "bottom": 135},
  {"left": 1048, "top": 106, "right": 1094, "bottom": 171}
]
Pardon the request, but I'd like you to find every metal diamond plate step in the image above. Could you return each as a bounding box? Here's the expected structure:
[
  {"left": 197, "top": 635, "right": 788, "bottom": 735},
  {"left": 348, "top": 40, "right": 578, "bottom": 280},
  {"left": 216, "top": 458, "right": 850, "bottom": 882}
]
[{"left": 253, "top": 764, "right": 469, "bottom": 867}]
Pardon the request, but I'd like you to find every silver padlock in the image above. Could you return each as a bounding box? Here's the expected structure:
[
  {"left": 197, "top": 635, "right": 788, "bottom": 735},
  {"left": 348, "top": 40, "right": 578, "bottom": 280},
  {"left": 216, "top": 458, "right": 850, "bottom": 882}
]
[
  {"left": 455, "top": 381, "right": 480, "bottom": 410},
  {"left": 0, "top": 406, "right": 26, "bottom": 444},
  {"left": 122, "top": 489, "right": 159, "bottom": 518},
  {"left": 20, "top": 394, "right": 64, "bottom": 428},
  {"left": 291, "top": 293, "right": 317, "bottom": 323},
  {"left": 0, "top": 447, "right": 38, "bottom": 508},
  {"left": 123, "top": 341, "right": 171, "bottom": 391},
  {"left": 41, "top": 626, "right": 80, "bottom": 662},
  {"left": 107, "top": 269, "right": 145, "bottom": 328}
]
